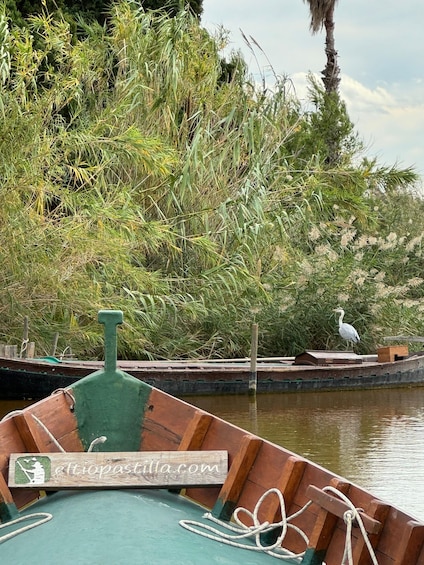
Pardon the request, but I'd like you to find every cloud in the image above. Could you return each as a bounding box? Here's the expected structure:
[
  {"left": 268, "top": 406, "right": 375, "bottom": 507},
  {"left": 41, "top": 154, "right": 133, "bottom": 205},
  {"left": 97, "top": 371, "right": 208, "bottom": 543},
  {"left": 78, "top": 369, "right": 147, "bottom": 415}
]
[
  {"left": 280, "top": 71, "right": 424, "bottom": 177},
  {"left": 340, "top": 76, "right": 424, "bottom": 174},
  {"left": 202, "top": 0, "right": 424, "bottom": 182}
]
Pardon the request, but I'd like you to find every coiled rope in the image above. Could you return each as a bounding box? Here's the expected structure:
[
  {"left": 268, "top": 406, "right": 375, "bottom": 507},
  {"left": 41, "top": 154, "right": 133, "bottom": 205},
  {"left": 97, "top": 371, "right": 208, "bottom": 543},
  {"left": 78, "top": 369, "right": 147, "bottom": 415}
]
[
  {"left": 180, "top": 486, "right": 380, "bottom": 564},
  {"left": 180, "top": 487, "right": 311, "bottom": 560}
]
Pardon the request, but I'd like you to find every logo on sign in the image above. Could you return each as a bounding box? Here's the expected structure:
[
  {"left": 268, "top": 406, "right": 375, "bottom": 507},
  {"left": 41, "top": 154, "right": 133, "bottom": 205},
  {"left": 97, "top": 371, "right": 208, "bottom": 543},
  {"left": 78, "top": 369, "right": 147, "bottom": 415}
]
[{"left": 14, "top": 456, "right": 51, "bottom": 485}]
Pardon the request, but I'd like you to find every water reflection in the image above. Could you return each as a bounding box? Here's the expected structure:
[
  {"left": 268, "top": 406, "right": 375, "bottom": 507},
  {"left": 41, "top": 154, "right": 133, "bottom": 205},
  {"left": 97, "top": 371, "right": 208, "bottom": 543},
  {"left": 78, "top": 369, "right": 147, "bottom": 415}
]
[
  {"left": 0, "top": 399, "right": 32, "bottom": 419},
  {"left": 186, "top": 387, "right": 424, "bottom": 520}
]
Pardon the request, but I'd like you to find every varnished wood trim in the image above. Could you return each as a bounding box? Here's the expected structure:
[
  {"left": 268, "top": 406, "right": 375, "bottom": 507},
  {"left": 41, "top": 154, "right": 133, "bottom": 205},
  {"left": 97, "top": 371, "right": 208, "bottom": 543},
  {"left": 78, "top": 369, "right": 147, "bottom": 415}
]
[
  {"left": 353, "top": 499, "right": 390, "bottom": 565},
  {"left": 13, "top": 412, "right": 51, "bottom": 453},
  {"left": 177, "top": 411, "right": 213, "bottom": 451},
  {"left": 396, "top": 520, "right": 424, "bottom": 565},
  {"left": 212, "top": 434, "right": 262, "bottom": 521},
  {"left": 307, "top": 483, "right": 381, "bottom": 535},
  {"left": 307, "top": 478, "right": 351, "bottom": 552}
]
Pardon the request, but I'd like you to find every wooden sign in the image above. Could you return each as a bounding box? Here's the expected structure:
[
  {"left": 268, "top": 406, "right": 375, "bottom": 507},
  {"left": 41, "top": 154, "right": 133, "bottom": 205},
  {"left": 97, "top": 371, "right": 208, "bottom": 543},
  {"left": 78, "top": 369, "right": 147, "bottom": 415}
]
[{"left": 9, "top": 451, "right": 227, "bottom": 489}]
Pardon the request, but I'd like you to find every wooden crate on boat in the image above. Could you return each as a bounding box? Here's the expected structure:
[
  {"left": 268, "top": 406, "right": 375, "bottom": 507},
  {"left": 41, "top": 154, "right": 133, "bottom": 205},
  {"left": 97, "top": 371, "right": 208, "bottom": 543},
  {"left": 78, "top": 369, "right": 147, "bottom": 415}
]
[
  {"left": 294, "top": 350, "right": 363, "bottom": 366},
  {"left": 377, "top": 345, "right": 409, "bottom": 363}
]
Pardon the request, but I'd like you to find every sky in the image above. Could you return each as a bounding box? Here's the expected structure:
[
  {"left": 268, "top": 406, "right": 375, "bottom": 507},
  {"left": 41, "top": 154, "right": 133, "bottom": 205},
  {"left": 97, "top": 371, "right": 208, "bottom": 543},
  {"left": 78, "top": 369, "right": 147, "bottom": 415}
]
[{"left": 201, "top": 0, "right": 424, "bottom": 185}]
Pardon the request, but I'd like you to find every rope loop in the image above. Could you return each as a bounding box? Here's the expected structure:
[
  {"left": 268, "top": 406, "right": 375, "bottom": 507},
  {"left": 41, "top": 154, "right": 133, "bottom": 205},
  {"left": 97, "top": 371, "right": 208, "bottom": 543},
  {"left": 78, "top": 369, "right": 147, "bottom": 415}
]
[
  {"left": 180, "top": 487, "right": 310, "bottom": 560},
  {"left": 0, "top": 512, "right": 53, "bottom": 544},
  {"left": 87, "top": 436, "right": 107, "bottom": 452},
  {"left": 343, "top": 509, "right": 355, "bottom": 525},
  {"left": 51, "top": 388, "right": 75, "bottom": 411},
  {"left": 19, "top": 338, "right": 29, "bottom": 357},
  {"left": 323, "top": 486, "right": 379, "bottom": 565},
  {"left": 181, "top": 485, "right": 381, "bottom": 564}
]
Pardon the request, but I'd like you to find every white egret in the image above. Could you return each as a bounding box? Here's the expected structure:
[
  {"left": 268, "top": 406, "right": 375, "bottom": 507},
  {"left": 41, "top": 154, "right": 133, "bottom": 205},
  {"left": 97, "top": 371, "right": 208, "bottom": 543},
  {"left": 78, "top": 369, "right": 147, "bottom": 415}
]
[{"left": 333, "top": 308, "right": 360, "bottom": 349}]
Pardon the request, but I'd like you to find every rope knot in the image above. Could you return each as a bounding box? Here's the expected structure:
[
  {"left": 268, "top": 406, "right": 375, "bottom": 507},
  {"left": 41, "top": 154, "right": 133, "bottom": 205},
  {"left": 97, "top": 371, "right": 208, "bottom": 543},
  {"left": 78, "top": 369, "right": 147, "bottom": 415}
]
[{"left": 343, "top": 509, "right": 355, "bottom": 525}]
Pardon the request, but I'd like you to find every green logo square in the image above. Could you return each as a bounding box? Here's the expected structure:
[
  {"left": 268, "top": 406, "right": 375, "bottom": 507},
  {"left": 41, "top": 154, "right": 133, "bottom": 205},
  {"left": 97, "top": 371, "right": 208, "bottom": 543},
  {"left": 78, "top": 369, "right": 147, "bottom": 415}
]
[{"left": 15, "top": 456, "right": 51, "bottom": 485}]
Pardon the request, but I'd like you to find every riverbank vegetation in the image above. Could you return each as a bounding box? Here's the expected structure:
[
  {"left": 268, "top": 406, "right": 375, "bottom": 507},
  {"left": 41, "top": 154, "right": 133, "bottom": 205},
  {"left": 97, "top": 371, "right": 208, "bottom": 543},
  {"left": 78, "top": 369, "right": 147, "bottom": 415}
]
[{"left": 0, "top": 2, "right": 423, "bottom": 359}]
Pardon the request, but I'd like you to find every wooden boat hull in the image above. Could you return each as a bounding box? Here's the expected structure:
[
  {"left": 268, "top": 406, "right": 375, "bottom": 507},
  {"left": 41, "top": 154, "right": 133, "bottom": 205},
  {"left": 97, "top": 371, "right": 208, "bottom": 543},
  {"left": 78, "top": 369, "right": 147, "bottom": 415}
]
[
  {"left": 1, "top": 352, "right": 424, "bottom": 399},
  {"left": 1, "top": 311, "right": 424, "bottom": 564}
]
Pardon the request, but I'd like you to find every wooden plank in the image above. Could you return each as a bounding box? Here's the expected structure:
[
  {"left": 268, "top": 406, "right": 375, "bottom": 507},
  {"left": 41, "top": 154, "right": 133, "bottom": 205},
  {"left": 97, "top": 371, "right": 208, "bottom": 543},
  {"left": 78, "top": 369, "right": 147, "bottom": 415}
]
[
  {"left": 0, "top": 434, "right": 41, "bottom": 513},
  {"left": 306, "top": 479, "right": 350, "bottom": 552},
  {"left": 262, "top": 455, "right": 306, "bottom": 523},
  {"left": 13, "top": 412, "right": 52, "bottom": 453},
  {"left": 352, "top": 499, "right": 390, "bottom": 565},
  {"left": 395, "top": 520, "right": 424, "bottom": 565},
  {"left": 260, "top": 455, "right": 306, "bottom": 546},
  {"left": 384, "top": 336, "right": 424, "bottom": 343},
  {"left": 302, "top": 479, "right": 351, "bottom": 565},
  {"left": 170, "top": 411, "right": 213, "bottom": 494},
  {"left": 177, "top": 411, "right": 213, "bottom": 451},
  {"left": 306, "top": 484, "right": 382, "bottom": 535},
  {"left": 29, "top": 392, "right": 82, "bottom": 453},
  {"left": 212, "top": 434, "right": 262, "bottom": 521},
  {"left": 9, "top": 451, "right": 227, "bottom": 489},
  {"left": 0, "top": 471, "right": 19, "bottom": 521},
  {"left": 0, "top": 472, "right": 14, "bottom": 506}
]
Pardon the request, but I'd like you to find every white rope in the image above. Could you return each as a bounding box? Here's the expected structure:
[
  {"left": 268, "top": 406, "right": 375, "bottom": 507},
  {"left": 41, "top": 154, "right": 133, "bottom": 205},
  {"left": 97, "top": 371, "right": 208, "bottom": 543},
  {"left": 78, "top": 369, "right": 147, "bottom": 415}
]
[
  {"left": 0, "top": 410, "right": 23, "bottom": 422},
  {"left": 181, "top": 486, "right": 380, "bottom": 564},
  {"left": 30, "top": 414, "right": 66, "bottom": 453},
  {"left": 87, "top": 436, "right": 107, "bottom": 452},
  {"left": 51, "top": 388, "right": 75, "bottom": 411},
  {"left": 19, "top": 338, "right": 29, "bottom": 358},
  {"left": 2, "top": 408, "right": 105, "bottom": 455},
  {"left": 180, "top": 487, "right": 311, "bottom": 561},
  {"left": 0, "top": 411, "right": 66, "bottom": 453},
  {"left": 0, "top": 512, "right": 52, "bottom": 544},
  {"left": 322, "top": 486, "right": 379, "bottom": 565}
]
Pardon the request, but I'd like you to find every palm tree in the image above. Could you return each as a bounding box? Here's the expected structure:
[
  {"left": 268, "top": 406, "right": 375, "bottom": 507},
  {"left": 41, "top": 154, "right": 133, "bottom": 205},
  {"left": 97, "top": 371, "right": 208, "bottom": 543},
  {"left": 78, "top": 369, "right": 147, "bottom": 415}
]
[{"left": 303, "top": 0, "right": 340, "bottom": 93}]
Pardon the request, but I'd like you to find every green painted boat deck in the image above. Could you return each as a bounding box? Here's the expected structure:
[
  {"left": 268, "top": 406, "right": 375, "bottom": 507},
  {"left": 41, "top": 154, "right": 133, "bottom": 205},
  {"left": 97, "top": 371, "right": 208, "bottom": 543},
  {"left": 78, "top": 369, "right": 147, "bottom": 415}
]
[{"left": 0, "top": 489, "right": 300, "bottom": 564}]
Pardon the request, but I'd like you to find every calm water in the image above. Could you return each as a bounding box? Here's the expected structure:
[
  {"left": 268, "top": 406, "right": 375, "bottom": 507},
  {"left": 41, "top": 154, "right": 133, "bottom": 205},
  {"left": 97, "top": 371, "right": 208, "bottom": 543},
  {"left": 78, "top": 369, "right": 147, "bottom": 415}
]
[
  {"left": 186, "top": 386, "right": 424, "bottom": 521},
  {"left": 2, "top": 386, "right": 424, "bottom": 520}
]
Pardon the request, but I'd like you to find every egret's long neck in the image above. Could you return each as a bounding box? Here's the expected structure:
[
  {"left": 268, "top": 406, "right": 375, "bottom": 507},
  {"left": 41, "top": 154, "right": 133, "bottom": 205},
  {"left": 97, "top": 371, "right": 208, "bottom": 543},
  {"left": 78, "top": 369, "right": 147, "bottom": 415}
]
[{"left": 338, "top": 311, "right": 344, "bottom": 326}]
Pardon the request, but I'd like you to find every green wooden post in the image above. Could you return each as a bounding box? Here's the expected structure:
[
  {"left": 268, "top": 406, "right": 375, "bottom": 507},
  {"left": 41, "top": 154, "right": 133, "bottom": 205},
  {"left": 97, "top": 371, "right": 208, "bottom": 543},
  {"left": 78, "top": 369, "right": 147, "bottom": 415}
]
[
  {"left": 98, "top": 310, "right": 122, "bottom": 376},
  {"left": 71, "top": 310, "right": 152, "bottom": 452}
]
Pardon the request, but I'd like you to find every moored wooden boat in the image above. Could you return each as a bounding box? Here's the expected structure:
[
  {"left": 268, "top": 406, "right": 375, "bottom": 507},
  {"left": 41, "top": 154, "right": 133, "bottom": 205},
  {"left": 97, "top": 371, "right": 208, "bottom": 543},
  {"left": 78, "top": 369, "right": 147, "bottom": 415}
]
[
  {"left": 1, "top": 310, "right": 424, "bottom": 564},
  {"left": 1, "top": 343, "right": 424, "bottom": 400}
]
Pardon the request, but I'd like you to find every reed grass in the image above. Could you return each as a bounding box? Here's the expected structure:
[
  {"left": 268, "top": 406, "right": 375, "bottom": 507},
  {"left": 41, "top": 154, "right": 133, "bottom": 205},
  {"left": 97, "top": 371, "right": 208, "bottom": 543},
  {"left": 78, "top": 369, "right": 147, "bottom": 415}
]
[{"left": 0, "top": 2, "right": 421, "bottom": 359}]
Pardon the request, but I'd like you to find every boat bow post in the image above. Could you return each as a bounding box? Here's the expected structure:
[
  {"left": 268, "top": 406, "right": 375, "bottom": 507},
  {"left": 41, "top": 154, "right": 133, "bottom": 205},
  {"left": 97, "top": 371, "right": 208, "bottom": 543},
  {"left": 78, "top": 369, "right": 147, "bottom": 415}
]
[
  {"left": 71, "top": 310, "right": 152, "bottom": 452},
  {"left": 98, "top": 309, "right": 121, "bottom": 375}
]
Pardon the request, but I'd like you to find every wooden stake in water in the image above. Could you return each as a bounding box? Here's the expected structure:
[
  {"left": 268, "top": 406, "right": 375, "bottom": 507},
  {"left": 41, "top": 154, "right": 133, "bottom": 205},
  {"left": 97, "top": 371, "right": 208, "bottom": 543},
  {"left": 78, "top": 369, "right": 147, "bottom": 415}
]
[
  {"left": 249, "top": 323, "right": 258, "bottom": 395},
  {"left": 51, "top": 332, "right": 59, "bottom": 357},
  {"left": 21, "top": 316, "right": 29, "bottom": 359}
]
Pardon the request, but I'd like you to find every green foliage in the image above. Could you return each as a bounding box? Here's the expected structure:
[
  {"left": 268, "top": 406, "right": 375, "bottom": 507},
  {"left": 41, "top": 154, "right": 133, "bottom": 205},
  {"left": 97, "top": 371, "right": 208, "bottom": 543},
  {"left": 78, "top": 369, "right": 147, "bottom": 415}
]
[
  {"left": 5, "top": 0, "right": 203, "bottom": 27},
  {"left": 140, "top": 0, "right": 203, "bottom": 17},
  {"left": 285, "top": 75, "right": 359, "bottom": 166},
  {"left": 0, "top": 2, "right": 421, "bottom": 360}
]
